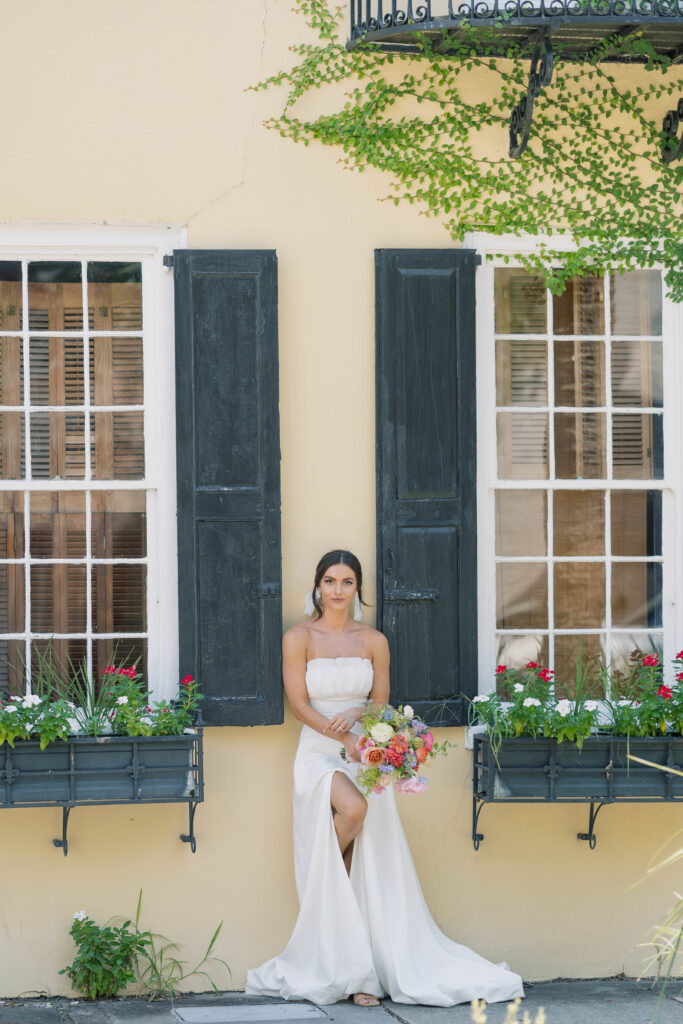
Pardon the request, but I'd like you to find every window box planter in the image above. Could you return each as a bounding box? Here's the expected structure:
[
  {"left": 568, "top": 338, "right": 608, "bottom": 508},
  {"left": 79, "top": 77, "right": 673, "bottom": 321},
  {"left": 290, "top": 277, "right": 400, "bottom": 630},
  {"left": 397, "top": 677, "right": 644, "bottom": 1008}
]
[
  {"left": 0, "top": 727, "right": 204, "bottom": 856},
  {"left": 472, "top": 733, "right": 683, "bottom": 850}
]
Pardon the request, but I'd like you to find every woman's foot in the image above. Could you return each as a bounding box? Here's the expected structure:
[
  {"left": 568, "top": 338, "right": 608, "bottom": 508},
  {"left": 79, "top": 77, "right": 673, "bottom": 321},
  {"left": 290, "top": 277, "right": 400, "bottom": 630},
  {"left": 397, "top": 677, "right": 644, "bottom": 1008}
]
[{"left": 352, "top": 994, "right": 380, "bottom": 1007}]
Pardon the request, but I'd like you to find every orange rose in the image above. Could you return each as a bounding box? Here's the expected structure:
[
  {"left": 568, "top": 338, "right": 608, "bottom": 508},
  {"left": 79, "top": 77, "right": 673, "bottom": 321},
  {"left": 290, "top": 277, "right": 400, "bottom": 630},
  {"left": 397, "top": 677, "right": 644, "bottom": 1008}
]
[
  {"left": 361, "top": 746, "right": 386, "bottom": 766},
  {"left": 416, "top": 746, "right": 428, "bottom": 763}
]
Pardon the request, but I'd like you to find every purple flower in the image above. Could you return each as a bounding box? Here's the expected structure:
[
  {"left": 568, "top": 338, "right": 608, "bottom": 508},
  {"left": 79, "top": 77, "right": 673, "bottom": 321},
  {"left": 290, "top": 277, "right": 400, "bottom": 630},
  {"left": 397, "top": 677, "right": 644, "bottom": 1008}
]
[
  {"left": 379, "top": 764, "right": 394, "bottom": 774},
  {"left": 412, "top": 719, "right": 426, "bottom": 733}
]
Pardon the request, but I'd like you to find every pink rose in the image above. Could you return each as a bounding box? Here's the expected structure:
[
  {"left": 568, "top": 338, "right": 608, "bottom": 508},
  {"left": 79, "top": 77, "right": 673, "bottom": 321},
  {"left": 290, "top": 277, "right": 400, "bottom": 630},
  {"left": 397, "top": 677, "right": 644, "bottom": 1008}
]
[{"left": 423, "top": 731, "right": 434, "bottom": 752}]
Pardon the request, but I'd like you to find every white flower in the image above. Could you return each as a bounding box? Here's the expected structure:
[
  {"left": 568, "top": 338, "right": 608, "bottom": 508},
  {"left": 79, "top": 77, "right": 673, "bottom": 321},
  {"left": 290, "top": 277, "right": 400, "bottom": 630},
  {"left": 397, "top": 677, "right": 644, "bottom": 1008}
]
[
  {"left": 403, "top": 705, "right": 414, "bottom": 720},
  {"left": 116, "top": 696, "right": 129, "bottom": 706},
  {"left": 472, "top": 695, "right": 490, "bottom": 704},
  {"left": 370, "top": 722, "right": 395, "bottom": 744},
  {"left": 523, "top": 697, "right": 540, "bottom": 708},
  {"left": 4, "top": 705, "right": 17, "bottom": 714},
  {"left": 22, "top": 694, "right": 42, "bottom": 708},
  {"left": 73, "top": 910, "right": 88, "bottom": 921},
  {"left": 513, "top": 683, "right": 524, "bottom": 693},
  {"left": 618, "top": 699, "right": 632, "bottom": 707},
  {"left": 556, "top": 699, "right": 572, "bottom": 718},
  {"left": 584, "top": 700, "right": 598, "bottom": 712},
  {"left": 140, "top": 716, "right": 153, "bottom": 727}
]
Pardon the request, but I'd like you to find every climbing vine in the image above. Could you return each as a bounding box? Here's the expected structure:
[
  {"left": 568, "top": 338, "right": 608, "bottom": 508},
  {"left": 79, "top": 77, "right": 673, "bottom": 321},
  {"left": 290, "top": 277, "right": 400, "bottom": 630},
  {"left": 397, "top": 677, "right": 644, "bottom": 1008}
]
[{"left": 256, "top": 1, "right": 683, "bottom": 297}]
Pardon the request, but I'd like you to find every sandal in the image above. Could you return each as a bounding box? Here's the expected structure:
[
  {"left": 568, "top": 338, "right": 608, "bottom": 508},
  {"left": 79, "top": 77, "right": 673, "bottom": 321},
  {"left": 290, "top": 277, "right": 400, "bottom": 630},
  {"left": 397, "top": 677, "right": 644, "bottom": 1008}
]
[{"left": 352, "top": 994, "right": 380, "bottom": 1007}]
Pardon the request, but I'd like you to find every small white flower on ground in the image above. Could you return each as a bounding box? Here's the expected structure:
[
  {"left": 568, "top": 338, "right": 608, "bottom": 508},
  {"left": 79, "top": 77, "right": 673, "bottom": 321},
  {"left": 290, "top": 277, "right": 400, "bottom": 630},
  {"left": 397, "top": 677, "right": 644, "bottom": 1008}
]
[
  {"left": 370, "top": 722, "right": 395, "bottom": 743},
  {"left": 556, "top": 699, "right": 572, "bottom": 717},
  {"left": 513, "top": 683, "right": 524, "bottom": 693},
  {"left": 73, "top": 911, "right": 87, "bottom": 921},
  {"left": 116, "top": 696, "right": 128, "bottom": 706},
  {"left": 523, "top": 697, "right": 541, "bottom": 708},
  {"left": 472, "top": 695, "right": 490, "bottom": 704},
  {"left": 584, "top": 700, "right": 598, "bottom": 712},
  {"left": 403, "top": 705, "right": 414, "bottom": 719}
]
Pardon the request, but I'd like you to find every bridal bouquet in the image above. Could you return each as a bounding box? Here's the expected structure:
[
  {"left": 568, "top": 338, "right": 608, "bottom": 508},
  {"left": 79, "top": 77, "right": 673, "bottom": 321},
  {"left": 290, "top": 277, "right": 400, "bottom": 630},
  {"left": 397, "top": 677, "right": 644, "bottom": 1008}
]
[{"left": 342, "top": 702, "right": 448, "bottom": 796}]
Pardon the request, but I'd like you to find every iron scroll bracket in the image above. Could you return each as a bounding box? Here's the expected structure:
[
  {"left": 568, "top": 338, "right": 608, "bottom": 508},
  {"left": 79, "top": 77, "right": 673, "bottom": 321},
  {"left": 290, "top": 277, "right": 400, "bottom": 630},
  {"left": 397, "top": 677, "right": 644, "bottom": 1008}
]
[
  {"left": 180, "top": 801, "right": 200, "bottom": 853},
  {"left": 50, "top": 801, "right": 201, "bottom": 857},
  {"left": 577, "top": 800, "right": 606, "bottom": 850},
  {"left": 52, "top": 806, "right": 71, "bottom": 857},
  {"left": 662, "top": 98, "right": 683, "bottom": 163},
  {"left": 509, "top": 31, "right": 554, "bottom": 159}
]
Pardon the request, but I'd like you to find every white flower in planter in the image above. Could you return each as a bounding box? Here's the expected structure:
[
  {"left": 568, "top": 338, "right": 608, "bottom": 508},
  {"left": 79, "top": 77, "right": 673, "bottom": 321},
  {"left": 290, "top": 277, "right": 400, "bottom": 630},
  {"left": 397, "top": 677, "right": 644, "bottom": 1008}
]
[
  {"left": 523, "top": 697, "right": 541, "bottom": 708},
  {"left": 584, "top": 700, "right": 599, "bottom": 712},
  {"left": 513, "top": 684, "right": 524, "bottom": 693},
  {"left": 472, "top": 695, "right": 490, "bottom": 703},
  {"left": 556, "top": 699, "right": 572, "bottom": 717},
  {"left": 116, "top": 696, "right": 129, "bottom": 706},
  {"left": 5, "top": 705, "right": 17, "bottom": 714},
  {"left": 22, "top": 694, "right": 42, "bottom": 708}
]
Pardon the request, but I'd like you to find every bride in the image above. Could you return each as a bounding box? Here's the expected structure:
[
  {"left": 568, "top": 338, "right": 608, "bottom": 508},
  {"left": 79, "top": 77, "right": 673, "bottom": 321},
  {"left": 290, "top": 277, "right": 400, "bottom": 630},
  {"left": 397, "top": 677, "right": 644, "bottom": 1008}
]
[{"left": 245, "top": 549, "right": 524, "bottom": 1007}]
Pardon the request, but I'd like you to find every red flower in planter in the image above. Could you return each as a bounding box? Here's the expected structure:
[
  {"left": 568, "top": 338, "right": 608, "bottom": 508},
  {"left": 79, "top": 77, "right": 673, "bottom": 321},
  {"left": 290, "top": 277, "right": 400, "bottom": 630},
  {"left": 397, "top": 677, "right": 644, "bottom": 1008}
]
[
  {"left": 641, "top": 654, "right": 659, "bottom": 667},
  {"left": 537, "top": 669, "right": 554, "bottom": 683},
  {"left": 526, "top": 662, "right": 538, "bottom": 669},
  {"left": 676, "top": 672, "right": 683, "bottom": 682},
  {"left": 676, "top": 650, "right": 683, "bottom": 660},
  {"left": 657, "top": 685, "right": 673, "bottom": 700},
  {"left": 495, "top": 665, "right": 507, "bottom": 674}
]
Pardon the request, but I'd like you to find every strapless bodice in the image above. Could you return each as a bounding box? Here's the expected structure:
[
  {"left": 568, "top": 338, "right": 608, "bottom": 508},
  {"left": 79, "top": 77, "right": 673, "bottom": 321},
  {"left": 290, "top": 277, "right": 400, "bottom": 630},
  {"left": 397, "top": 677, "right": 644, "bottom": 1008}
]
[{"left": 305, "top": 657, "right": 373, "bottom": 715}]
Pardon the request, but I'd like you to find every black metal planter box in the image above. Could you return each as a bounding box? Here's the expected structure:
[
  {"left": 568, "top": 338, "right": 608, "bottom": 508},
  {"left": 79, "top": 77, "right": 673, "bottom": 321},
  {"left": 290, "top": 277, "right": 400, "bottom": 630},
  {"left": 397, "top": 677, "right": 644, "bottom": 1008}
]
[
  {"left": 0, "top": 730, "right": 204, "bottom": 855},
  {"left": 472, "top": 733, "right": 683, "bottom": 851}
]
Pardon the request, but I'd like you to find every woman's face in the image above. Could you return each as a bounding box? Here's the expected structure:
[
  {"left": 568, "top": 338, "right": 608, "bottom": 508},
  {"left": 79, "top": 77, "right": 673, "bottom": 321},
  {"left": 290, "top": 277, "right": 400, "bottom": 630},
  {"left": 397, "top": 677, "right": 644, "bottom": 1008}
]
[{"left": 318, "top": 563, "right": 358, "bottom": 616}]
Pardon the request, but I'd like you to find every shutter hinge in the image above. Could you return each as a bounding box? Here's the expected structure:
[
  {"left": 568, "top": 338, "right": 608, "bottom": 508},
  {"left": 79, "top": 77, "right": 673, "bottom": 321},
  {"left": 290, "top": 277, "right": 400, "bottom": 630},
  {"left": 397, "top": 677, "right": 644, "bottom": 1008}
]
[
  {"left": 259, "top": 582, "right": 281, "bottom": 598},
  {"left": 163, "top": 254, "right": 174, "bottom": 269}
]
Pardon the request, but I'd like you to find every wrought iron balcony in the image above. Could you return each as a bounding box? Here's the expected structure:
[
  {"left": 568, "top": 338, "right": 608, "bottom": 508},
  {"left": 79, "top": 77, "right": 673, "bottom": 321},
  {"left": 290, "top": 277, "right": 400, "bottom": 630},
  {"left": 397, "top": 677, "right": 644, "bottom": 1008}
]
[
  {"left": 348, "top": 1, "right": 683, "bottom": 60},
  {"left": 347, "top": 2, "right": 683, "bottom": 158}
]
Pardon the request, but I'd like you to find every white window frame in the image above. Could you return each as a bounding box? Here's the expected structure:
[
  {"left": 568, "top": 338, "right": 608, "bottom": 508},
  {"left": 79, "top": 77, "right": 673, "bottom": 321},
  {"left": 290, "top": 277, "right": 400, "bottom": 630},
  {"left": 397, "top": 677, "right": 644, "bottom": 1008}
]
[
  {"left": 466, "top": 232, "right": 683, "bottom": 693},
  {"left": 0, "top": 224, "right": 185, "bottom": 701}
]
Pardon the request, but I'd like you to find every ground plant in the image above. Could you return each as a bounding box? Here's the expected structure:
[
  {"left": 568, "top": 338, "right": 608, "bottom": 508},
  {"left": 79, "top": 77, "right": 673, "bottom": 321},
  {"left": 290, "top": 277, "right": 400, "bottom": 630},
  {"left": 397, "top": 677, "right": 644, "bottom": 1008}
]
[
  {"left": 256, "top": 1, "right": 683, "bottom": 299},
  {"left": 60, "top": 911, "right": 151, "bottom": 1000}
]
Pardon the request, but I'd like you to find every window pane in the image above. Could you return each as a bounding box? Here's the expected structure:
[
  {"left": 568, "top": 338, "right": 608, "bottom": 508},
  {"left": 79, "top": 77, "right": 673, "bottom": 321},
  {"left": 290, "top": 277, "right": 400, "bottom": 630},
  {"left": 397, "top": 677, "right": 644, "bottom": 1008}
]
[
  {"left": 554, "top": 634, "right": 605, "bottom": 698},
  {"left": 497, "top": 412, "right": 548, "bottom": 479},
  {"left": 92, "top": 491, "right": 146, "bottom": 559},
  {"left": 496, "top": 340, "right": 547, "bottom": 405},
  {"left": 554, "top": 341, "right": 604, "bottom": 407},
  {"left": 30, "top": 564, "right": 86, "bottom": 632},
  {"left": 495, "top": 634, "right": 549, "bottom": 673},
  {"left": 0, "top": 263, "right": 23, "bottom": 338},
  {"left": 30, "top": 412, "right": 85, "bottom": 479},
  {"left": 611, "top": 634, "right": 662, "bottom": 676},
  {"left": 612, "top": 414, "right": 663, "bottom": 479},
  {"left": 611, "top": 270, "right": 662, "bottom": 336},
  {"left": 553, "top": 491, "right": 605, "bottom": 556},
  {"left": 0, "top": 412, "right": 25, "bottom": 479},
  {"left": 94, "top": 638, "right": 147, "bottom": 684},
  {"left": 0, "top": 564, "right": 25, "bottom": 631},
  {"left": 28, "top": 262, "right": 83, "bottom": 332},
  {"left": 494, "top": 269, "right": 546, "bottom": 334},
  {"left": 553, "top": 275, "right": 605, "bottom": 336},
  {"left": 611, "top": 341, "right": 662, "bottom": 408},
  {"left": 612, "top": 490, "right": 661, "bottom": 556},
  {"left": 87, "top": 262, "right": 142, "bottom": 331},
  {"left": 29, "top": 337, "right": 84, "bottom": 405},
  {"left": 496, "top": 563, "right": 548, "bottom": 629},
  {"left": 612, "top": 562, "right": 662, "bottom": 628},
  {"left": 91, "top": 412, "right": 144, "bottom": 479},
  {"left": 554, "top": 562, "right": 605, "bottom": 629},
  {"left": 31, "top": 639, "right": 86, "bottom": 692},
  {"left": 0, "top": 493, "right": 24, "bottom": 557},
  {"left": 495, "top": 490, "right": 547, "bottom": 556},
  {"left": 29, "top": 492, "right": 86, "bottom": 559},
  {"left": 0, "top": 338, "right": 23, "bottom": 405},
  {"left": 90, "top": 337, "right": 143, "bottom": 406},
  {"left": 92, "top": 564, "right": 146, "bottom": 633},
  {"left": 555, "top": 413, "right": 606, "bottom": 479}
]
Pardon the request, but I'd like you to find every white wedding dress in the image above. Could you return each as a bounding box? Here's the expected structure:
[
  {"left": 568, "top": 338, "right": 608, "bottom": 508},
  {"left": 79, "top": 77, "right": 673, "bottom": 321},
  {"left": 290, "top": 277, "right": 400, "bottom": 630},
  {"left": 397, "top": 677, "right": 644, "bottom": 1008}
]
[{"left": 245, "top": 657, "right": 524, "bottom": 1006}]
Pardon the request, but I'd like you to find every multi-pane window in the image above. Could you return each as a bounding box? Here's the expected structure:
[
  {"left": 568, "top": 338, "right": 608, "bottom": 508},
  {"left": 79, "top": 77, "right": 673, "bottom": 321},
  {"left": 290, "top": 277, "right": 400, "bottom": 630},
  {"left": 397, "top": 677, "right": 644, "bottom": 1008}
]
[
  {"left": 492, "top": 267, "right": 667, "bottom": 688},
  {"left": 0, "top": 260, "right": 147, "bottom": 691}
]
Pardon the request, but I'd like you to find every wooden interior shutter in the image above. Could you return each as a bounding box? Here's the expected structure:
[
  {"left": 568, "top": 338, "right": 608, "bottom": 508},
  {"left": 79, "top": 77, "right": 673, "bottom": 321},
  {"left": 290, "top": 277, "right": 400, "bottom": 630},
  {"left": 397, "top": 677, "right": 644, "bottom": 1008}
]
[
  {"left": 376, "top": 249, "right": 478, "bottom": 727},
  {"left": 174, "top": 251, "right": 282, "bottom": 726}
]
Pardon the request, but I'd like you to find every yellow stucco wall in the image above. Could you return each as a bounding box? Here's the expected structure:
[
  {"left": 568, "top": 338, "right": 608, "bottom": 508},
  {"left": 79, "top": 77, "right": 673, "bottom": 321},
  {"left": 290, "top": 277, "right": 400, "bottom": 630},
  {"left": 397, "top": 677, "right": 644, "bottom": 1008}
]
[{"left": 0, "top": 0, "right": 680, "bottom": 998}]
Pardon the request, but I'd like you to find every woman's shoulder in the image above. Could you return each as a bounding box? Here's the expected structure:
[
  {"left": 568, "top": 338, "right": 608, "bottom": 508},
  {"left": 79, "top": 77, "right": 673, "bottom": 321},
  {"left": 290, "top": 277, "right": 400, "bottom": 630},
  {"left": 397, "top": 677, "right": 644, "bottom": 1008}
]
[
  {"left": 282, "top": 623, "right": 310, "bottom": 652},
  {"left": 356, "top": 624, "right": 389, "bottom": 655}
]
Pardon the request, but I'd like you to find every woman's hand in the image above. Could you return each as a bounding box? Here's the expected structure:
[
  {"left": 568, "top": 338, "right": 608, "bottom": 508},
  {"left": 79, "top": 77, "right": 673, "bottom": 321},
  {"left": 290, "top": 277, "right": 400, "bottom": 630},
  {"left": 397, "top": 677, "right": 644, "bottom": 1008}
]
[
  {"left": 323, "top": 706, "right": 364, "bottom": 736},
  {"left": 340, "top": 732, "right": 362, "bottom": 763}
]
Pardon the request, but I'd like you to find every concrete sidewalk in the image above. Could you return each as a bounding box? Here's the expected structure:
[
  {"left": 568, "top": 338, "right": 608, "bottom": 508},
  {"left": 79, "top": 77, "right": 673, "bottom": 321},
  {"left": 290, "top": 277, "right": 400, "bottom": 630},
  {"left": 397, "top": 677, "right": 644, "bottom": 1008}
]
[{"left": 0, "top": 982, "right": 682, "bottom": 1024}]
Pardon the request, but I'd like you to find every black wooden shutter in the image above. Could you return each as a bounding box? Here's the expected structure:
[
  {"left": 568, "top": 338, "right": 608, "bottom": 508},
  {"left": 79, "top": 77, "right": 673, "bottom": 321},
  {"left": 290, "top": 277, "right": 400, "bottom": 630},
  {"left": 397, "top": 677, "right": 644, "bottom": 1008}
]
[
  {"left": 376, "top": 249, "right": 478, "bottom": 727},
  {"left": 174, "top": 250, "right": 282, "bottom": 725}
]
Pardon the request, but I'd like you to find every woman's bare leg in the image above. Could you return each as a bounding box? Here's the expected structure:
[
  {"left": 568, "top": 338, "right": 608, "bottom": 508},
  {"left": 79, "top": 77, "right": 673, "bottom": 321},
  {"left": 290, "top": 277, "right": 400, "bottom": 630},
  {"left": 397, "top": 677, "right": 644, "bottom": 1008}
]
[
  {"left": 330, "top": 773, "right": 378, "bottom": 1006},
  {"left": 330, "top": 771, "right": 367, "bottom": 872}
]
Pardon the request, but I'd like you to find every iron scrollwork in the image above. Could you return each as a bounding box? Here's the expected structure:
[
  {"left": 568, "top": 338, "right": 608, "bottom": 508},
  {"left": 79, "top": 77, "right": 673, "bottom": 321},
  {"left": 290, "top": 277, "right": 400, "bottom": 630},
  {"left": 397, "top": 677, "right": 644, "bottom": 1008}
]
[
  {"left": 509, "top": 31, "right": 554, "bottom": 158},
  {"left": 662, "top": 97, "right": 683, "bottom": 163}
]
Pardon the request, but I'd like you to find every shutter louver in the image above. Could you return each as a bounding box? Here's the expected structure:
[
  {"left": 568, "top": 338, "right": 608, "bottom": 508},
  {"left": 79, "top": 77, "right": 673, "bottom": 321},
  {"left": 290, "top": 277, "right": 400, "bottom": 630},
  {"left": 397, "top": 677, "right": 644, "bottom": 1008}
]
[
  {"left": 174, "top": 251, "right": 282, "bottom": 726},
  {"left": 376, "top": 250, "right": 478, "bottom": 727}
]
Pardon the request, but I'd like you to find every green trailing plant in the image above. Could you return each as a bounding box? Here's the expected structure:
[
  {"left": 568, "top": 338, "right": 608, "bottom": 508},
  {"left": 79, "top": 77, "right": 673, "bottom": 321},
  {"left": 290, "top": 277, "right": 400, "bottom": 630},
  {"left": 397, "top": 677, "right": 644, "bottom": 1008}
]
[
  {"left": 256, "top": 1, "right": 683, "bottom": 298},
  {"left": 60, "top": 910, "right": 151, "bottom": 1000}
]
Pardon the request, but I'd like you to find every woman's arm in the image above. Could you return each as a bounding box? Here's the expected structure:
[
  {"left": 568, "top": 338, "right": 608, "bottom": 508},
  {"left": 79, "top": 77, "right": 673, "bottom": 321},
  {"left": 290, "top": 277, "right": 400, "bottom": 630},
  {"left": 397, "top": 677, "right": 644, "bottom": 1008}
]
[
  {"left": 368, "top": 631, "right": 390, "bottom": 706},
  {"left": 282, "top": 627, "right": 361, "bottom": 761}
]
